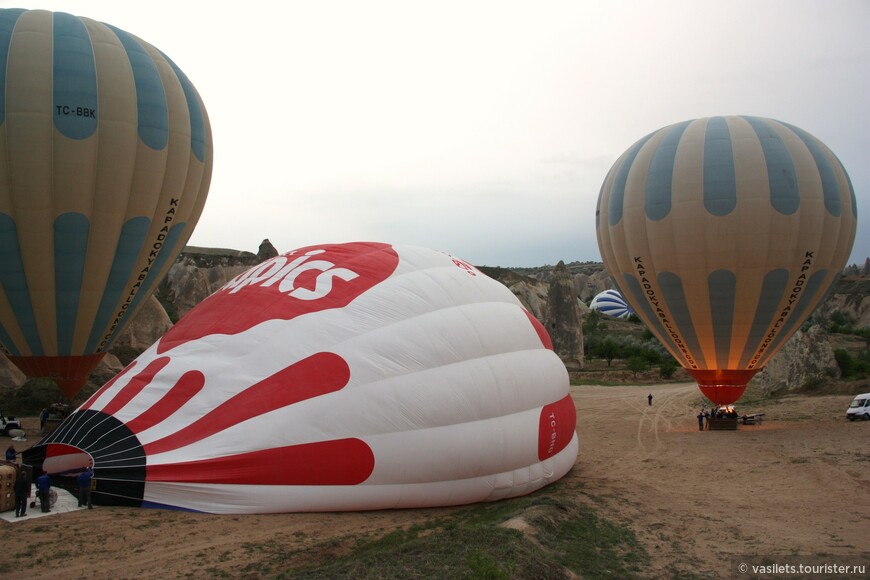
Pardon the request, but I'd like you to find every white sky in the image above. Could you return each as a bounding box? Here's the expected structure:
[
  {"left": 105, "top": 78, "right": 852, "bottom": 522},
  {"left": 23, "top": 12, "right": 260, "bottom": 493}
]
[{"left": 4, "top": 0, "right": 869, "bottom": 267}]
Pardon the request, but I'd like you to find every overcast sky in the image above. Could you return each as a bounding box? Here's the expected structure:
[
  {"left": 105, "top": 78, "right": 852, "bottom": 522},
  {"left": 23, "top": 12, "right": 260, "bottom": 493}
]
[{"left": 5, "top": 0, "right": 869, "bottom": 267}]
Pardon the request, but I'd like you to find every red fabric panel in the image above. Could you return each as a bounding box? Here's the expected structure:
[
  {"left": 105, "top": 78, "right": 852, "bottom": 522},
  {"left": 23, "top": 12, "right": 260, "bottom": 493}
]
[
  {"left": 538, "top": 394, "right": 576, "bottom": 460},
  {"left": 125, "top": 371, "right": 205, "bottom": 434},
  {"left": 146, "top": 438, "right": 374, "bottom": 485},
  {"left": 101, "top": 357, "right": 171, "bottom": 415}
]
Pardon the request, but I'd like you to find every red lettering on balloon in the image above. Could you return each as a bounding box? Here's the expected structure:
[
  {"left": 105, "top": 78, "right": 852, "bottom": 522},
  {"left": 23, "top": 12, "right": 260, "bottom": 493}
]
[{"left": 157, "top": 242, "right": 399, "bottom": 354}]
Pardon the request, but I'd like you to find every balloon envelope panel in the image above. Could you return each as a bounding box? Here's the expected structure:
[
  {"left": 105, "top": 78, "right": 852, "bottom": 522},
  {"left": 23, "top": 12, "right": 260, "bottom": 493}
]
[
  {"left": 590, "top": 289, "right": 633, "bottom": 319},
  {"left": 596, "top": 116, "right": 856, "bottom": 404},
  {"left": 26, "top": 243, "right": 578, "bottom": 513},
  {"left": 0, "top": 9, "right": 212, "bottom": 397}
]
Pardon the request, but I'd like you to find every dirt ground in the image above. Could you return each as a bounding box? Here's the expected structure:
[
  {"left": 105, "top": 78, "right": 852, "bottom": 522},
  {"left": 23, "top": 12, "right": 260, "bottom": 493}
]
[{"left": 1, "top": 383, "right": 868, "bottom": 578}]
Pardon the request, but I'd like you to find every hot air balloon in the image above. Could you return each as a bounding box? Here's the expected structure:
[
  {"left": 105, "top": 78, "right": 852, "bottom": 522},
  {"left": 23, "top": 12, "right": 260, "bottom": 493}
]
[
  {"left": 0, "top": 9, "right": 213, "bottom": 398},
  {"left": 23, "top": 243, "right": 578, "bottom": 513},
  {"left": 589, "top": 289, "right": 633, "bottom": 319},
  {"left": 596, "top": 116, "right": 856, "bottom": 405}
]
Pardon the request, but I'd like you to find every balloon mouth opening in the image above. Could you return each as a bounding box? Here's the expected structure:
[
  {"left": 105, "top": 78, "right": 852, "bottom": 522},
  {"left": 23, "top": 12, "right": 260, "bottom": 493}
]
[
  {"left": 7, "top": 353, "right": 105, "bottom": 399},
  {"left": 688, "top": 369, "right": 758, "bottom": 405}
]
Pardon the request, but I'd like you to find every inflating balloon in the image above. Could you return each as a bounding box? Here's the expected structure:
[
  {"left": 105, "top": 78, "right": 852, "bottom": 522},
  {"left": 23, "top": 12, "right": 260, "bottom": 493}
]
[
  {"left": 590, "top": 289, "right": 633, "bottom": 319},
  {"left": 24, "top": 243, "right": 578, "bottom": 513},
  {"left": 0, "top": 9, "right": 213, "bottom": 397},
  {"left": 596, "top": 116, "right": 856, "bottom": 405}
]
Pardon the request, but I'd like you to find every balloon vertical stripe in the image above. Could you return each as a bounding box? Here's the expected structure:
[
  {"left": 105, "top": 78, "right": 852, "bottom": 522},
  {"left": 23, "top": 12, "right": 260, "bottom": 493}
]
[
  {"left": 105, "top": 24, "right": 168, "bottom": 151},
  {"left": 84, "top": 217, "right": 150, "bottom": 353},
  {"left": 52, "top": 12, "right": 98, "bottom": 140},
  {"left": 608, "top": 132, "right": 655, "bottom": 226},
  {"left": 658, "top": 272, "right": 704, "bottom": 364},
  {"left": 745, "top": 116, "right": 800, "bottom": 215},
  {"left": 708, "top": 269, "right": 736, "bottom": 369},
  {"left": 54, "top": 213, "right": 89, "bottom": 356},
  {"left": 0, "top": 9, "right": 25, "bottom": 125},
  {"left": 161, "top": 53, "right": 208, "bottom": 162},
  {"left": 783, "top": 122, "right": 843, "bottom": 217},
  {"left": 703, "top": 116, "right": 737, "bottom": 216},
  {"left": 0, "top": 214, "right": 42, "bottom": 355},
  {"left": 737, "top": 269, "right": 789, "bottom": 368},
  {"left": 645, "top": 120, "right": 691, "bottom": 221}
]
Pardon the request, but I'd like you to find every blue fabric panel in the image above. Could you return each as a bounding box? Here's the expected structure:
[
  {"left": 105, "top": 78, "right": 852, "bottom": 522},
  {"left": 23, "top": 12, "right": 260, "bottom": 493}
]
[
  {"left": 54, "top": 213, "right": 89, "bottom": 356},
  {"left": 781, "top": 122, "right": 841, "bottom": 217},
  {"left": 657, "top": 271, "right": 703, "bottom": 363},
  {"left": 757, "top": 269, "right": 829, "bottom": 366},
  {"left": 607, "top": 132, "right": 656, "bottom": 226},
  {"left": 0, "top": 214, "right": 43, "bottom": 355},
  {"left": 85, "top": 217, "right": 151, "bottom": 352},
  {"left": 53, "top": 12, "right": 98, "bottom": 140},
  {"left": 738, "top": 269, "right": 789, "bottom": 368},
  {"left": 0, "top": 8, "right": 25, "bottom": 126},
  {"left": 645, "top": 121, "right": 691, "bottom": 221},
  {"left": 703, "top": 117, "right": 737, "bottom": 216},
  {"left": 744, "top": 116, "right": 799, "bottom": 215},
  {"left": 160, "top": 51, "right": 207, "bottom": 162},
  {"left": 105, "top": 24, "right": 168, "bottom": 151},
  {"left": 708, "top": 269, "right": 736, "bottom": 369}
]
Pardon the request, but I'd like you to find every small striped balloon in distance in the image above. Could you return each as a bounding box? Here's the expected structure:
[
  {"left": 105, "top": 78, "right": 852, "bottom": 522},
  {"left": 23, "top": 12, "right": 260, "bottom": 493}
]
[
  {"left": 0, "top": 9, "right": 213, "bottom": 398},
  {"left": 589, "top": 289, "right": 634, "bottom": 319},
  {"left": 596, "top": 116, "right": 856, "bottom": 405},
  {"left": 24, "top": 243, "right": 579, "bottom": 513}
]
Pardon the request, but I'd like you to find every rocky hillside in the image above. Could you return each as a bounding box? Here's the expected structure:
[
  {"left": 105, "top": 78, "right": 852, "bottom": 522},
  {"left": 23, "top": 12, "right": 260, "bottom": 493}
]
[{"left": 2, "top": 243, "right": 869, "bottom": 402}]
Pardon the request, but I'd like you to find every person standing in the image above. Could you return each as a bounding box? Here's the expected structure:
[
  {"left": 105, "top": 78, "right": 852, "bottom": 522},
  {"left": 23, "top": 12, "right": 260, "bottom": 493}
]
[
  {"left": 39, "top": 407, "right": 48, "bottom": 433},
  {"left": 35, "top": 470, "right": 51, "bottom": 513},
  {"left": 697, "top": 411, "right": 705, "bottom": 431},
  {"left": 647, "top": 393, "right": 653, "bottom": 406},
  {"left": 5, "top": 444, "right": 17, "bottom": 462},
  {"left": 77, "top": 466, "right": 94, "bottom": 509},
  {"left": 14, "top": 469, "right": 29, "bottom": 517}
]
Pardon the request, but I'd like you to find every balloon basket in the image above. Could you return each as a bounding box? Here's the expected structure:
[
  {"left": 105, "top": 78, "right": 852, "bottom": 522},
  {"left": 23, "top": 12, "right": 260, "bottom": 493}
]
[{"left": 707, "top": 416, "right": 738, "bottom": 430}]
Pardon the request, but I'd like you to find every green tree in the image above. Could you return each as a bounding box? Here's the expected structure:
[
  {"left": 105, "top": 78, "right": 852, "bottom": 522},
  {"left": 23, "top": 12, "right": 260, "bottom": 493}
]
[{"left": 626, "top": 355, "right": 648, "bottom": 377}]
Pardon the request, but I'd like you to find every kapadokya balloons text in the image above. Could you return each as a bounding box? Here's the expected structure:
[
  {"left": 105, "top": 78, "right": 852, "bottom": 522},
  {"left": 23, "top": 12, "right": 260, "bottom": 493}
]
[
  {"left": 596, "top": 116, "right": 856, "bottom": 405},
  {"left": 0, "top": 9, "right": 213, "bottom": 398},
  {"left": 590, "top": 289, "right": 633, "bottom": 319},
  {"left": 24, "top": 243, "right": 578, "bottom": 513}
]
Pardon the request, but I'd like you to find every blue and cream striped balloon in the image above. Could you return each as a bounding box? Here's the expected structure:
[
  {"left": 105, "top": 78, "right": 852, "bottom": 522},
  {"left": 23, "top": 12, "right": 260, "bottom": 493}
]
[
  {"left": 596, "top": 116, "right": 856, "bottom": 404},
  {"left": 590, "top": 289, "right": 633, "bottom": 319},
  {"left": 0, "top": 9, "right": 212, "bottom": 397}
]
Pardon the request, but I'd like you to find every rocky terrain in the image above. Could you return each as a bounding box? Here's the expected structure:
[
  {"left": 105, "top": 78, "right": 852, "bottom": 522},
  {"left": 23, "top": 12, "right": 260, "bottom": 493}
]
[{"left": 1, "top": 241, "right": 869, "bottom": 403}]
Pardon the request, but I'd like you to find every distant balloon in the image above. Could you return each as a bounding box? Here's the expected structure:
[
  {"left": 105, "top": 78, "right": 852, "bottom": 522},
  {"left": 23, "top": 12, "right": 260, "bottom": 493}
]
[
  {"left": 590, "top": 289, "right": 633, "bottom": 319},
  {"left": 596, "top": 116, "right": 856, "bottom": 405},
  {"left": 0, "top": 9, "right": 213, "bottom": 397},
  {"left": 24, "top": 243, "right": 578, "bottom": 513}
]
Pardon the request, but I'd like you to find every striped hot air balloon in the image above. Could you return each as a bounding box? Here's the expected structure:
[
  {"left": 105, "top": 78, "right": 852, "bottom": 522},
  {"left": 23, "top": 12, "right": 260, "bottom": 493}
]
[
  {"left": 596, "top": 116, "right": 856, "bottom": 405},
  {"left": 0, "top": 9, "right": 212, "bottom": 398},
  {"left": 589, "top": 289, "right": 633, "bottom": 319},
  {"left": 23, "top": 243, "right": 579, "bottom": 513}
]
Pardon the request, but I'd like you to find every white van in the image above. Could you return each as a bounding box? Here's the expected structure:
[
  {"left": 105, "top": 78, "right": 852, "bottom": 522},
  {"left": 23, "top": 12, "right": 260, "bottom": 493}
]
[{"left": 846, "top": 393, "right": 870, "bottom": 421}]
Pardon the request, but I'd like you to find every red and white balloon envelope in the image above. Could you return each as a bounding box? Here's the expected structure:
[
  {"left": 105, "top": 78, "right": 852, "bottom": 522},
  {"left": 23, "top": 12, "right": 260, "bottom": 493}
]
[{"left": 25, "top": 243, "right": 578, "bottom": 513}]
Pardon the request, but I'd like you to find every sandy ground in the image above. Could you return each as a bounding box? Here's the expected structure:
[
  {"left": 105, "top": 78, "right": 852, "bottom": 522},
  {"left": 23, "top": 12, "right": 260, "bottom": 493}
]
[{"left": 1, "top": 383, "right": 868, "bottom": 578}]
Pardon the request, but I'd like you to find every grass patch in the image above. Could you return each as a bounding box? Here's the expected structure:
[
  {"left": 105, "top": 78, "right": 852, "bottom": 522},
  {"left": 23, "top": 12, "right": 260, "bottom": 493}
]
[{"left": 241, "top": 495, "right": 649, "bottom": 579}]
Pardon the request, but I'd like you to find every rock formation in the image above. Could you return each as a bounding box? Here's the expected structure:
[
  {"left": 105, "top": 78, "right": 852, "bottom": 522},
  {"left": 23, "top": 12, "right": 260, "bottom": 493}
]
[
  {"left": 758, "top": 325, "right": 839, "bottom": 395},
  {"left": 544, "top": 262, "right": 585, "bottom": 370},
  {"left": 165, "top": 246, "right": 261, "bottom": 318}
]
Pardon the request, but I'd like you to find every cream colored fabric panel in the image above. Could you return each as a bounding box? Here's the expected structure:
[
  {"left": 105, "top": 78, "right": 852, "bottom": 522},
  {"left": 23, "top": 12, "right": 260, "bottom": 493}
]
[
  {"left": 6, "top": 10, "right": 57, "bottom": 352},
  {"left": 72, "top": 19, "right": 140, "bottom": 353}
]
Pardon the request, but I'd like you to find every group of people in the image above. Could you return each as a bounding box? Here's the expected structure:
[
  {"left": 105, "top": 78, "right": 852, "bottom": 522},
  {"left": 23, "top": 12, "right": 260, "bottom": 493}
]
[
  {"left": 12, "top": 465, "right": 95, "bottom": 517},
  {"left": 696, "top": 406, "right": 739, "bottom": 430}
]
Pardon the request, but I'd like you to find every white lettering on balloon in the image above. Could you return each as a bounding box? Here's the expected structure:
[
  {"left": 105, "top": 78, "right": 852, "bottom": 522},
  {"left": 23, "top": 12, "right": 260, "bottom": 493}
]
[{"left": 222, "top": 250, "right": 360, "bottom": 301}]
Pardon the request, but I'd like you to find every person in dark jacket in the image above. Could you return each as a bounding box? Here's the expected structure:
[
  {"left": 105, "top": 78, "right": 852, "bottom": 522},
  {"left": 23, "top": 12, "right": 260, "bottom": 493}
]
[
  {"left": 5, "top": 444, "right": 17, "bottom": 462},
  {"left": 77, "top": 466, "right": 94, "bottom": 509},
  {"left": 35, "top": 470, "right": 51, "bottom": 513},
  {"left": 14, "top": 469, "right": 29, "bottom": 517}
]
